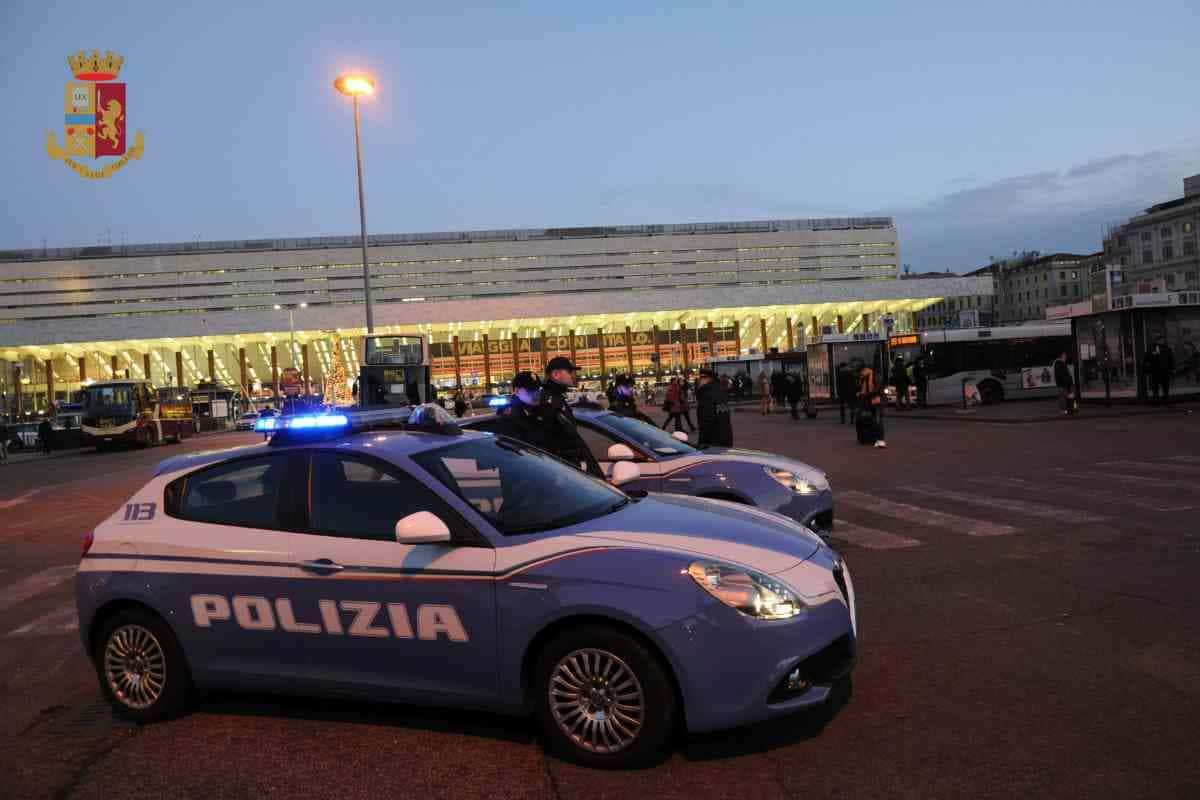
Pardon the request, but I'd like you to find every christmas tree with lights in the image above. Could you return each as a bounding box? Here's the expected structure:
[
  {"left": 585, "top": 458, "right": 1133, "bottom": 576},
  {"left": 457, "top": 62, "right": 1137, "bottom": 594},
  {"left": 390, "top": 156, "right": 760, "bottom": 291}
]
[{"left": 323, "top": 335, "right": 354, "bottom": 407}]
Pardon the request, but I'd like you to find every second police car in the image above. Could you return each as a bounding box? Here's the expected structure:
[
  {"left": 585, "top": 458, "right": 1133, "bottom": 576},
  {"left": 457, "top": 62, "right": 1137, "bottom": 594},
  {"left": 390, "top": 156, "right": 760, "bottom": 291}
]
[
  {"left": 76, "top": 407, "right": 856, "bottom": 768},
  {"left": 463, "top": 407, "right": 835, "bottom": 536}
]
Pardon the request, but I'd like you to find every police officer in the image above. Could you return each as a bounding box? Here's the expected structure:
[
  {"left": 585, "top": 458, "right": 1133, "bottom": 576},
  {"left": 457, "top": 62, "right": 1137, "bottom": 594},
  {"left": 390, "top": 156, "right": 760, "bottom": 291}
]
[
  {"left": 538, "top": 358, "right": 604, "bottom": 477},
  {"left": 491, "top": 371, "right": 555, "bottom": 452},
  {"left": 695, "top": 367, "right": 733, "bottom": 447},
  {"left": 608, "top": 373, "right": 655, "bottom": 424}
]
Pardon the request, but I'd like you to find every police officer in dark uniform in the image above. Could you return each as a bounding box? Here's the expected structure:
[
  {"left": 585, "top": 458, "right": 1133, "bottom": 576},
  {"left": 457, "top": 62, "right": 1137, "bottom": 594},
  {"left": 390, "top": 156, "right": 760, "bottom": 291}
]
[
  {"left": 538, "top": 358, "right": 604, "bottom": 477},
  {"left": 608, "top": 373, "right": 655, "bottom": 424},
  {"left": 695, "top": 367, "right": 733, "bottom": 447},
  {"left": 491, "top": 371, "right": 555, "bottom": 453}
]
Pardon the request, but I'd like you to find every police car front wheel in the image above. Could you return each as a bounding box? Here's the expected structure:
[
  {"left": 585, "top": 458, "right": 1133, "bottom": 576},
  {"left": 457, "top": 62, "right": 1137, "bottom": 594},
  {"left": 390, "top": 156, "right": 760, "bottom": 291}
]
[
  {"left": 534, "top": 625, "right": 677, "bottom": 768},
  {"left": 95, "top": 609, "right": 192, "bottom": 722}
]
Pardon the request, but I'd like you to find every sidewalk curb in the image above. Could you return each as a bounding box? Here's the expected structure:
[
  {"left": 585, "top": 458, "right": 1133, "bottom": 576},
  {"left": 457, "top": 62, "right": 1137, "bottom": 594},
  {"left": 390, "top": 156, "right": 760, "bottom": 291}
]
[{"left": 894, "top": 405, "right": 1195, "bottom": 424}]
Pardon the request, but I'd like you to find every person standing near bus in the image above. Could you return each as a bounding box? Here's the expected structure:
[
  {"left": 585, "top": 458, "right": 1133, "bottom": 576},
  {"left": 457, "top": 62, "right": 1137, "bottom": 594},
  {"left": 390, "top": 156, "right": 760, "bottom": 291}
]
[
  {"left": 892, "top": 354, "right": 911, "bottom": 410},
  {"left": 1054, "top": 351, "right": 1076, "bottom": 415},
  {"left": 1149, "top": 335, "right": 1175, "bottom": 405},
  {"left": 37, "top": 417, "right": 53, "bottom": 455},
  {"left": 913, "top": 357, "right": 929, "bottom": 408}
]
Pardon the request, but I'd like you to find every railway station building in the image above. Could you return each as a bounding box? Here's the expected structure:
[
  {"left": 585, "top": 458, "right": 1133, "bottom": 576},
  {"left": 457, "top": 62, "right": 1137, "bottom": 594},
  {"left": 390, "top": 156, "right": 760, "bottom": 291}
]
[{"left": 0, "top": 216, "right": 991, "bottom": 415}]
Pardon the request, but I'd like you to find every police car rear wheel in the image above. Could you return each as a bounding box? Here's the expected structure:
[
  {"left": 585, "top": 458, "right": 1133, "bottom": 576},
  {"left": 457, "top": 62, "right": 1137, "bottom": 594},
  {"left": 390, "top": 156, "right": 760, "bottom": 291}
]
[
  {"left": 535, "top": 626, "right": 676, "bottom": 768},
  {"left": 96, "top": 610, "right": 191, "bottom": 722}
]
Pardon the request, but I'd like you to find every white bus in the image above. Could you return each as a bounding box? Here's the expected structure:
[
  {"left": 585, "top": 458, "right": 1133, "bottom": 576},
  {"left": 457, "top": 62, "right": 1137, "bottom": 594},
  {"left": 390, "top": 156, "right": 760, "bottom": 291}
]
[{"left": 888, "top": 322, "right": 1073, "bottom": 406}]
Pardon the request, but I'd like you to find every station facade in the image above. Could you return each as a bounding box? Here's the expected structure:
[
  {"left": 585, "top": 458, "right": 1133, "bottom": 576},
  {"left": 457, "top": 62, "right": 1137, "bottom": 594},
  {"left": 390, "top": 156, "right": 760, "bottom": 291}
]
[{"left": 0, "top": 217, "right": 991, "bottom": 414}]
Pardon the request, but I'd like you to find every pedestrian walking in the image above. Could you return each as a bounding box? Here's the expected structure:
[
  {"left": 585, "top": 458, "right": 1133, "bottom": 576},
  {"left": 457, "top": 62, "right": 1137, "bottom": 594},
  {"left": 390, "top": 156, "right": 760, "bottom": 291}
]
[
  {"left": 892, "top": 354, "right": 911, "bottom": 410},
  {"left": 0, "top": 418, "right": 8, "bottom": 463},
  {"left": 856, "top": 364, "right": 887, "bottom": 448},
  {"left": 38, "top": 417, "right": 53, "bottom": 455},
  {"left": 661, "top": 377, "right": 690, "bottom": 432},
  {"left": 757, "top": 371, "right": 771, "bottom": 415},
  {"left": 836, "top": 362, "right": 858, "bottom": 425},
  {"left": 1054, "top": 351, "right": 1077, "bottom": 415},
  {"left": 696, "top": 367, "right": 733, "bottom": 447},
  {"left": 452, "top": 387, "right": 468, "bottom": 418}
]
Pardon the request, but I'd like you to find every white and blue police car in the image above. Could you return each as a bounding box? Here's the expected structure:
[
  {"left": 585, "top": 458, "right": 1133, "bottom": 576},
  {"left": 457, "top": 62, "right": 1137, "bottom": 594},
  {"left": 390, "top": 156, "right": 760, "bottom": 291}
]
[
  {"left": 464, "top": 408, "right": 835, "bottom": 536},
  {"left": 76, "top": 406, "right": 857, "bottom": 768}
]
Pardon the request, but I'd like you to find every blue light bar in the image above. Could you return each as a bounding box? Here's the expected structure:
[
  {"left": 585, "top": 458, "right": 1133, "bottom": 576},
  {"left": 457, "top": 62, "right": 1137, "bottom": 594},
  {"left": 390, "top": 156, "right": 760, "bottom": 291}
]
[
  {"left": 289, "top": 413, "right": 349, "bottom": 430},
  {"left": 488, "top": 396, "right": 510, "bottom": 407},
  {"left": 256, "top": 413, "right": 348, "bottom": 433}
]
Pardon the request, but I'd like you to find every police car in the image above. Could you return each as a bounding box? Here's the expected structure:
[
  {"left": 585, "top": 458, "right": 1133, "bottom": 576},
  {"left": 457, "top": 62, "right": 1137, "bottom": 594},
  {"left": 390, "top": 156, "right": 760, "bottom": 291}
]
[
  {"left": 76, "top": 407, "right": 856, "bottom": 768},
  {"left": 463, "top": 408, "right": 835, "bottom": 535}
]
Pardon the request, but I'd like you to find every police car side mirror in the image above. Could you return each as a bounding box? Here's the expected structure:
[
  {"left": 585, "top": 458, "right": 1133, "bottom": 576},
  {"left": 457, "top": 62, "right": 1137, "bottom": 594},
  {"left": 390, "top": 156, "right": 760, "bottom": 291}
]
[
  {"left": 610, "top": 460, "right": 640, "bottom": 486},
  {"left": 607, "top": 443, "right": 636, "bottom": 461},
  {"left": 394, "top": 511, "right": 452, "bottom": 545},
  {"left": 671, "top": 430, "right": 689, "bottom": 442}
]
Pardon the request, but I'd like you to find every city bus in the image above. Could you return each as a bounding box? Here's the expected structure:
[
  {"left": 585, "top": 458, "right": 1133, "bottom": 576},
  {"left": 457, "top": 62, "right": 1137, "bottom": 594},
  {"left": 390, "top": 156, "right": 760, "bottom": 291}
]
[
  {"left": 887, "top": 322, "right": 1073, "bottom": 405},
  {"left": 80, "top": 380, "right": 196, "bottom": 448},
  {"left": 357, "top": 334, "right": 434, "bottom": 408}
]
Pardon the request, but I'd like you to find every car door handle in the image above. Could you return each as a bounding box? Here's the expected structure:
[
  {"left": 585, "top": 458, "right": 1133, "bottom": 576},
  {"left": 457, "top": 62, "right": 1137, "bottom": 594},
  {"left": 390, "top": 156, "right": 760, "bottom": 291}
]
[{"left": 300, "top": 558, "right": 344, "bottom": 574}]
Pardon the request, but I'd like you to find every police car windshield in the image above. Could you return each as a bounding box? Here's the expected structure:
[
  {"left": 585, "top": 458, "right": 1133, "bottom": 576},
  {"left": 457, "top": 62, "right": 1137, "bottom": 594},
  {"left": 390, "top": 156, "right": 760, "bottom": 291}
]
[
  {"left": 600, "top": 413, "right": 698, "bottom": 456},
  {"left": 412, "top": 436, "right": 627, "bottom": 536}
]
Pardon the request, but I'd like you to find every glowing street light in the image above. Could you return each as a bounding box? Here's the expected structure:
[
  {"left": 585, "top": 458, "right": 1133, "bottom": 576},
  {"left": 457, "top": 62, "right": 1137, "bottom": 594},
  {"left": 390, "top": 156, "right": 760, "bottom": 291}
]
[{"left": 334, "top": 71, "right": 377, "bottom": 333}]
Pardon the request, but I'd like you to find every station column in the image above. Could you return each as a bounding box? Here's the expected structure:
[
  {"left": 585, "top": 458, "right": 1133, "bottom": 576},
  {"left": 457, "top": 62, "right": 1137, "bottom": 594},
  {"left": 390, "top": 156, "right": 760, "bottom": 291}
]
[
  {"left": 271, "top": 346, "right": 279, "bottom": 398},
  {"left": 45, "top": 359, "right": 55, "bottom": 410},
  {"left": 540, "top": 330, "right": 549, "bottom": 370},
  {"left": 596, "top": 328, "right": 606, "bottom": 378},
  {"left": 451, "top": 336, "right": 462, "bottom": 388},
  {"left": 733, "top": 320, "right": 742, "bottom": 355},
  {"left": 680, "top": 322, "right": 690, "bottom": 371},
  {"left": 511, "top": 333, "right": 520, "bottom": 376},
  {"left": 786, "top": 317, "right": 794, "bottom": 351},
  {"left": 143, "top": 353, "right": 152, "bottom": 383},
  {"left": 78, "top": 356, "right": 87, "bottom": 384},
  {"left": 481, "top": 334, "right": 491, "bottom": 392},
  {"left": 707, "top": 321, "right": 716, "bottom": 358},
  {"left": 760, "top": 318, "right": 769, "bottom": 353},
  {"left": 208, "top": 350, "right": 216, "bottom": 382},
  {"left": 624, "top": 326, "right": 634, "bottom": 373},
  {"left": 111, "top": 354, "right": 119, "bottom": 378},
  {"left": 568, "top": 329, "right": 578, "bottom": 369},
  {"left": 238, "top": 348, "right": 248, "bottom": 397},
  {"left": 652, "top": 325, "right": 663, "bottom": 380},
  {"left": 301, "top": 344, "right": 311, "bottom": 394}
]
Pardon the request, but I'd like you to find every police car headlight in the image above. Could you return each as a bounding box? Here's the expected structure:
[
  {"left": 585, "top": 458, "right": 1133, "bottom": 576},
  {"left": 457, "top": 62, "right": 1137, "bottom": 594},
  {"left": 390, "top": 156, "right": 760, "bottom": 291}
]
[
  {"left": 687, "top": 561, "right": 805, "bottom": 620},
  {"left": 764, "top": 467, "right": 828, "bottom": 495}
]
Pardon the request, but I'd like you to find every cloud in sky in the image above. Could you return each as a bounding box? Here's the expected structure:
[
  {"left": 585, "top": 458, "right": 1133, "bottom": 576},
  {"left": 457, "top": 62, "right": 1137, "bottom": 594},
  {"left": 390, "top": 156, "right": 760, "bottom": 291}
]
[{"left": 896, "top": 139, "right": 1200, "bottom": 272}]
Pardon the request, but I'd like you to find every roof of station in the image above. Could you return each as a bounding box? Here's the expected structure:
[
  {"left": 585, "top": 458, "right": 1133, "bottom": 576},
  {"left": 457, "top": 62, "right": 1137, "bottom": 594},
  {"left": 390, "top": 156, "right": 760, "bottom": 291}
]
[{"left": 0, "top": 217, "right": 895, "bottom": 264}]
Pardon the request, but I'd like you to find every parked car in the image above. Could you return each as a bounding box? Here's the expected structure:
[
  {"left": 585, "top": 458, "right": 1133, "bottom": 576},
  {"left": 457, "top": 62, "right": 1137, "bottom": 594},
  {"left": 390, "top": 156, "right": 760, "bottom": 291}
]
[
  {"left": 235, "top": 412, "right": 259, "bottom": 431},
  {"left": 77, "top": 408, "right": 856, "bottom": 768},
  {"left": 462, "top": 407, "right": 834, "bottom": 535}
]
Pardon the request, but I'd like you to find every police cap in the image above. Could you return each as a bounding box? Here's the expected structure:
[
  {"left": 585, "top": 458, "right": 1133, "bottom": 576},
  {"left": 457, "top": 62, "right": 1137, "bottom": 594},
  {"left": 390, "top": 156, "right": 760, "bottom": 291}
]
[
  {"left": 512, "top": 371, "right": 542, "bottom": 391},
  {"left": 545, "top": 356, "right": 577, "bottom": 374}
]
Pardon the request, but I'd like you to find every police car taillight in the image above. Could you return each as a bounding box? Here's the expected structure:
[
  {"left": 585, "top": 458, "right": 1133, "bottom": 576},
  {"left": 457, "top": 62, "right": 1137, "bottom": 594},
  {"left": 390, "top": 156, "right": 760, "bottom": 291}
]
[{"left": 81, "top": 530, "right": 94, "bottom": 558}]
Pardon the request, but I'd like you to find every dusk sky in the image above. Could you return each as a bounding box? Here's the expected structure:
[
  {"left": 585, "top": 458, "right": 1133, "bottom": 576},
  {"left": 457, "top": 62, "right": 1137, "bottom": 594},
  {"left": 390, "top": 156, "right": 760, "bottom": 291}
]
[{"left": 3, "top": 0, "right": 1198, "bottom": 272}]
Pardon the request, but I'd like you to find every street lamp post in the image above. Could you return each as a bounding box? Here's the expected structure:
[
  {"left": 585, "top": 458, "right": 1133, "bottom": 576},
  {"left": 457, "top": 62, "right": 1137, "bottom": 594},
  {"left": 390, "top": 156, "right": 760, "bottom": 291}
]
[
  {"left": 275, "top": 302, "right": 308, "bottom": 405},
  {"left": 334, "top": 73, "right": 377, "bottom": 334}
]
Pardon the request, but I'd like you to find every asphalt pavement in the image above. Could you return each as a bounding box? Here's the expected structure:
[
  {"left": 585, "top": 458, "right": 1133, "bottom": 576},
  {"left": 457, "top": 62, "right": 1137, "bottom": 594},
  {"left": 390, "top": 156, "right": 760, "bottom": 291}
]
[{"left": 1, "top": 408, "right": 1199, "bottom": 799}]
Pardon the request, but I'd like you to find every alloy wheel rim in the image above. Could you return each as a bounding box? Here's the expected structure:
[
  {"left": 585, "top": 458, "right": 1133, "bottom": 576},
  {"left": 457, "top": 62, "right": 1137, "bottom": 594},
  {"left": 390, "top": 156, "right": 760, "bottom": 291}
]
[
  {"left": 104, "top": 624, "right": 167, "bottom": 710},
  {"left": 548, "top": 648, "right": 644, "bottom": 754}
]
